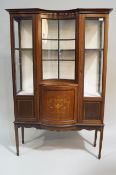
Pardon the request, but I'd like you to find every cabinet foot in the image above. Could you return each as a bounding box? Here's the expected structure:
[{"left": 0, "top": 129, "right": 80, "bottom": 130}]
[
  {"left": 98, "top": 127, "right": 104, "bottom": 159},
  {"left": 14, "top": 124, "right": 19, "bottom": 156}
]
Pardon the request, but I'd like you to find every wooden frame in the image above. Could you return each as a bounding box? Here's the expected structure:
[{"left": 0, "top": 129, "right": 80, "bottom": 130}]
[{"left": 6, "top": 8, "right": 112, "bottom": 159}]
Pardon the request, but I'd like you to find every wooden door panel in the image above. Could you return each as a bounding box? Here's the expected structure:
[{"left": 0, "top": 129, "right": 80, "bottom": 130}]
[
  {"left": 15, "top": 97, "right": 36, "bottom": 121},
  {"left": 83, "top": 101, "right": 101, "bottom": 122},
  {"left": 40, "top": 84, "right": 78, "bottom": 125}
]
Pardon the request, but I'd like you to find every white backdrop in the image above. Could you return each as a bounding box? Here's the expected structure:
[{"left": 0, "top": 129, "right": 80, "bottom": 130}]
[{"left": 0, "top": 0, "right": 116, "bottom": 175}]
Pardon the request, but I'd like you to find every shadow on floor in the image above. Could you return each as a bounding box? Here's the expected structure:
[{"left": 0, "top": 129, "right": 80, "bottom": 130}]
[{"left": 0, "top": 129, "right": 97, "bottom": 158}]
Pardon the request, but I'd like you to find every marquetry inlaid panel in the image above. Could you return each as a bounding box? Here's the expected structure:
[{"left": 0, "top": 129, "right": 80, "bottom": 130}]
[{"left": 40, "top": 84, "right": 78, "bottom": 124}]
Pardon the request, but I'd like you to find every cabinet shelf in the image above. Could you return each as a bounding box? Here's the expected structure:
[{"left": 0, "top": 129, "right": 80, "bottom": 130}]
[
  {"left": 43, "top": 59, "right": 75, "bottom": 61},
  {"left": 85, "top": 48, "right": 104, "bottom": 51},
  {"left": 42, "top": 49, "right": 75, "bottom": 51},
  {"left": 42, "top": 38, "right": 75, "bottom": 40},
  {"left": 15, "top": 48, "right": 33, "bottom": 51}
]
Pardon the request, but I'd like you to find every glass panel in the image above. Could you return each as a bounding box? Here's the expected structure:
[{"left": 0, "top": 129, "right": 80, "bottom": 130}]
[
  {"left": 42, "top": 19, "right": 76, "bottom": 80},
  {"left": 14, "top": 21, "right": 19, "bottom": 48},
  {"left": 15, "top": 50, "right": 34, "bottom": 95},
  {"left": 59, "top": 20, "right": 75, "bottom": 39},
  {"left": 42, "top": 19, "right": 58, "bottom": 39},
  {"left": 14, "top": 18, "right": 34, "bottom": 95},
  {"left": 84, "top": 17, "right": 104, "bottom": 97},
  {"left": 42, "top": 40, "right": 58, "bottom": 50},
  {"left": 59, "top": 61, "right": 75, "bottom": 79},
  {"left": 15, "top": 50, "right": 21, "bottom": 92},
  {"left": 59, "top": 40, "right": 75, "bottom": 50},
  {"left": 43, "top": 61, "right": 58, "bottom": 79},
  {"left": 21, "top": 20, "right": 32, "bottom": 48},
  {"left": 85, "top": 18, "right": 104, "bottom": 49},
  {"left": 59, "top": 50, "right": 75, "bottom": 60},
  {"left": 42, "top": 50, "right": 58, "bottom": 60},
  {"left": 14, "top": 19, "right": 32, "bottom": 49},
  {"left": 84, "top": 50, "right": 103, "bottom": 97}
]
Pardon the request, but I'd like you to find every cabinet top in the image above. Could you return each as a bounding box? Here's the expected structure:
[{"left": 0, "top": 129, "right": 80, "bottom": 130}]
[{"left": 6, "top": 8, "right": 113, "bottom": 14}]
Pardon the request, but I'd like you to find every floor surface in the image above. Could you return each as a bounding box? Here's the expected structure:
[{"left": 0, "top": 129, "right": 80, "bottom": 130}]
[{"left": 0, "top": 125, "right": 116, "bottom": 175}]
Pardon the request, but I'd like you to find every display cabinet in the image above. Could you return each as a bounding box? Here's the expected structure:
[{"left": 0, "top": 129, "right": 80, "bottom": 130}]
[{"left": 6, "top": 8, "right": 112, "bottom": 158}]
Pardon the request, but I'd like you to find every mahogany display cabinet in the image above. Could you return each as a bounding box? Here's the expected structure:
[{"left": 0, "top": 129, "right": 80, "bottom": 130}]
[{"left": 6, "top": 8, "right": 112, "bottom": 158}]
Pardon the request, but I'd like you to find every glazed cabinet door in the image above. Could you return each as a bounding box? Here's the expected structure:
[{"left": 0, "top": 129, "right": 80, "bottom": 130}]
[
  {"left": 37, "top": 13, "right": 79, "bottom": 125},
  {"left": 10, "top": 14, "right": 37, "bottom": 121},
  {"left": 80, "top": 14, "right": 109, "bottom": 123}
]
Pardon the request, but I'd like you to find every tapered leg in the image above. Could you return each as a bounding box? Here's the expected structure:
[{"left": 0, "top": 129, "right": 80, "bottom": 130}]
[
  {"left": 98, "top": 127, "right": 104, "bottom": 159},
  {"left": 94, "top": 130, "right": 98, "bottom": 147},
  {"left": 21, "top": 126, "right": 24, "bottom": 144},
  {"left": 14, "top": 124, "right": 19, "bottom": 156}
]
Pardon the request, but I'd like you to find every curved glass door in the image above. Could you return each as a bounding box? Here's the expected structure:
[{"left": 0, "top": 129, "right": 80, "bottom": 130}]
[{"left": 42, "top": 19, "right": 75, "bottom": 80}]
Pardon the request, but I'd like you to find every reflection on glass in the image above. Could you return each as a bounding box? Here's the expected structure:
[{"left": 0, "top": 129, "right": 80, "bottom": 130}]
[
  {"left": 15, "top": 50, "right": 33, "bottom": 95},
  {"left": 42, "top": 18, "right": 76, "bottom": 80},
  {"left": 59, "top": 40, "right": 75, "bottom": 50},
  {"left": 85, "top": 18, "right": 104, "bottom": 49},
  {"left": 42, "top": 50, "right": 58, "bottom": 60},
  {"left": 59, "top": 61, "right": 75, "bottom": 79},
  {"left": 59, "top": 20, "right": 75, "bottom": 39},
  {"left": 43, "top": 61, "right": 58, "bottom": 79},
  {"left": 21, "top": 20, "right": 32, "bottom": 48},
  {"left": 84, "top": 50, "right": 103, "bottom": 97},
  {"left": 42, "top": 40, "right": 58, "bottom": 50},
  {"left": 14, "top": 19, "right": 32, "bottom": 48},
  {"left": 59, "top": 50, "right": 75, "bottom": 60},
  {"left": 15, "top": 50, "right": 21, "bottom": 92},
  {"left": 42, "top": 19, "right": 58, "bottom": 39},
  {"left": 14, "top": 21, "right": 19, "bottom": 48}
]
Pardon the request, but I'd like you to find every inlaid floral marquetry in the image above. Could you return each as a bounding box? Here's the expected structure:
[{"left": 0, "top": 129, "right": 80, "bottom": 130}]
[
  {"left": 47, "top": 97, "right": 70, "bottom": 113},
  {"left": 40, "top": 87, "right": 77, "bottom": 124}
]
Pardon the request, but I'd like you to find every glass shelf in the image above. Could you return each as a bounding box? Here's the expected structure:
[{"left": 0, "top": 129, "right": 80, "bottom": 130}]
[
  {"left": 43, "top": 59, "right": 75, "bottom": 61},
  {"left": 42, "top": 39, "right": 75, "bottom": 40},
  {"left": 15, "top": 48, "right": 33, "bottom": 51},
  {"left": 59, "top": 50, "right": 75, "bottom": 60},
  {"left": 85, "top": 48, "right": 104, "bottom": 51},
  {"left": 17, "top": 89, "right": 33, "bottom": 95},
  {"left": 84, "top": 91, "right": 101, "bottom": 97}
]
